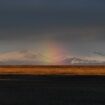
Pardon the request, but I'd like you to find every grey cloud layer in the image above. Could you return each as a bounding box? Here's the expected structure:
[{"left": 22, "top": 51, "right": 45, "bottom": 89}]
[
  {"left": 0, "top": 0, "right": 105, "bottom": 28},
  {"left": 0, "top": 0, "right": 105, "bottom": 56}
]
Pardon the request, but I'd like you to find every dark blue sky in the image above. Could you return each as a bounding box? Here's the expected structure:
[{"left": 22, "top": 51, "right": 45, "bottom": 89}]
[{"left": 0, "top": 0, "right": 105, "bottom": 57}]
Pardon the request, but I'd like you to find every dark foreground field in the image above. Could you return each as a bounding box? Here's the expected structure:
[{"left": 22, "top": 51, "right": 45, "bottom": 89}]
[{"left": 0, "top": 75, "right": 105, "bottom": 105}]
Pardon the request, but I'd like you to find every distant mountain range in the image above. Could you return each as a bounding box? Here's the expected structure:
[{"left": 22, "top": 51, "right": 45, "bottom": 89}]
[
  {"left": 0, "top": 50, "right": 105, "bottom": 65},
  {"left": 63, "top": 57, "right": 105, "bottom": 65}
]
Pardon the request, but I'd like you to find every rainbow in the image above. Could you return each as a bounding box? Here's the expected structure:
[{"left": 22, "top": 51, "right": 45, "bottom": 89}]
[{"left": 39, "top": 40, "right": 67, "bottom": 65}]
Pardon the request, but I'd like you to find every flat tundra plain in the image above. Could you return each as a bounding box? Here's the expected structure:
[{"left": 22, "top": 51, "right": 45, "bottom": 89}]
[{"left": 0, "top": 66, "right": 105, "bottom": 75}]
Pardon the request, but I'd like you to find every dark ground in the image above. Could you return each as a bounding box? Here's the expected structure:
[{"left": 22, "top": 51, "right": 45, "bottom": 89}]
[{"left": 0, "top": 75, "right": 105, "bottom": 105}]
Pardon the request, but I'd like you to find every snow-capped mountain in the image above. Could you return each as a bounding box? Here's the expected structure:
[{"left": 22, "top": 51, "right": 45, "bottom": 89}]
[
  {"left": 0, "top": 50, "right": 105, "bottom": 65},
  {"left": 0, "top": 50, "right": 42, "bottom": 65},
  {"left": 63, "top": 57, "right": 105, "bottom": 65}
]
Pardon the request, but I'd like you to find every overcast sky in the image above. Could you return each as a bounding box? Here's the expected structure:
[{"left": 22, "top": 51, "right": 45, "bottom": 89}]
[{"left": 0, "top": 0, "right": 105, "bottom": 57}]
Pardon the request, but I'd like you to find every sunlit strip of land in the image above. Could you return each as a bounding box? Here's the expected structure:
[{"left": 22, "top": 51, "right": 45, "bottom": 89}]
[{"left": 0, "top": 65, "right": 105, "bottom": 75}]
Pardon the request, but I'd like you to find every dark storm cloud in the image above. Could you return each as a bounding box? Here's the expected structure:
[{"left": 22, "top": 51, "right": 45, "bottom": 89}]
[
  {"left": 0, "top": 0, "right": 105, "bottom": 28},
  {"left": 54, "top": 27, "right": 105, "bottom": 42},
  {"left": 0, "top": 0, "right": 105, "bottom": 55}
]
